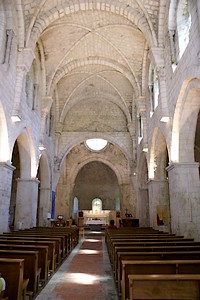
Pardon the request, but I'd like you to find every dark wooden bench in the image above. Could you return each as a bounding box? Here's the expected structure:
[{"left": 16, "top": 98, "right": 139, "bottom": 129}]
[
  {"left": 116, "top": 250, "right": 200, "bottom": 288},
  {"left": 8, "top": 231, "right": 69, "bottom": 260},
  {"left": 128, "top": 274, "right": 200, "bottom": 300},
  {"left": 0, "top": 250, "right": 40, "bottom": 297},
  {"left": 121, "top": 259, "right": 200, "bottom": 300},
  {"left": 0, "top": 237, "right": 56, "bottom": 273},
  {"left": 112, "top": 244, "right": 200, "bottom": 271},
  {"left": 0, "top": 244, "right": 49, "bottom": 283},
  {"left": 0, "top": 258, "right": 29, "bottom": 300},
  {"left": 108, "top": 239, "right": 195, "bottom": 262}
]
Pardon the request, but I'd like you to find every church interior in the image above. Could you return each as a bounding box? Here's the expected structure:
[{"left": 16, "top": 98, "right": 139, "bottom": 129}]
[{"left": 0, "top": 0, "right": 200, "bottom": 299}]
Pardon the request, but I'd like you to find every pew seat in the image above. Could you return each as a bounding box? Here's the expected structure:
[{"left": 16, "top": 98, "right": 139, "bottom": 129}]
[{"left": 128, "top": 274, "right": 200, "bottom": 300}]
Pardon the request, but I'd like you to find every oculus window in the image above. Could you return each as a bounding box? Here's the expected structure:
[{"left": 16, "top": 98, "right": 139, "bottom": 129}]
[{"left": 85, "top": 138, "right": 108, "bottom": 152}]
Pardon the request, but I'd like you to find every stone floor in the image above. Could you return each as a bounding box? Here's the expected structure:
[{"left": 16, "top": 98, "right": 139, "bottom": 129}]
[{"left": 35, "top": 231, "right": 119, "bottom": 300}]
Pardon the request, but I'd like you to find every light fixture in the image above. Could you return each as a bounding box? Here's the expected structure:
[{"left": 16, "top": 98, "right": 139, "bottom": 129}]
[
  {"left": 11, "top": 115, "right": 21, "bottom": 122},
  {"left": 142, "top": 147, "right": 148, "bottom": 152},
  {"left": 160, "top": 116, "right": 169, "bottom": 123}
]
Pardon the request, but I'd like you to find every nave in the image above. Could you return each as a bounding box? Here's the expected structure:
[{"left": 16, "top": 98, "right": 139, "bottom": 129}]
[{"left": 35, "top": 232, "right": 119, "bottom": 300}]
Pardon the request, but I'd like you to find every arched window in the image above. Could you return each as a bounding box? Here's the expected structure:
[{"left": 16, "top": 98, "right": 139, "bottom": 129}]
[
  {"left": 137, "top": 114, "right": 143, "bottom": 143},
  {"left": 85, "top": 138, "right": 108, "bottom": 152},
  {"left": 92, "top": 198, "right": 102, "bottom": 213},
  {"left": 168, "top": 0, "right": 191, "bottom": 70},
  {"left": 177, "top": 0, "right": 191, "bottom": 60},
  {"left": 149, "top": 64, "right": 159, "bottom": 116},
  {"left": 72, "top": 197, "right": 79, "bottom": 219}
]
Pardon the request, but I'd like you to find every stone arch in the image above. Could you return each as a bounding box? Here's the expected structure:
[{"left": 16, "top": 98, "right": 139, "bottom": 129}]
[
  {"left": 57, "top": 134, "right": 132, "bottom": 172},
  {"left": 69, "top": 159, "right": 122, "bottom": 216},
  {"left": 36, "top": 151, "right": 52, "bottom": 226},
  {"left": 55, "top": 142, "right": 132, "bottom": 219},
  {"left": 136, "top": 151, "right": 149, "bottom": 227},
  {"left": 12, "top": 129, "right": 32, "bottom": 179},
  {"left": 69, "top": 156, "right": 127, "bottom": 188},
  {"left": 27, "top": 1, "right": 157, "bottom": 50},
  {"left": 149, "top": 128, "right": 170, "bottom": 231},
  {"left": 10, "top": 127, "right": 38, "bottom": 229},
  {"left": 171, "top": 78, "right": 200, "bottom": 163}
]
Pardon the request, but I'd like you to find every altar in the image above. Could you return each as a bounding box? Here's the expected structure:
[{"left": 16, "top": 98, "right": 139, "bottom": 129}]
[
  {"left": 81, "top": 210, "right": 110, "bottom": 225},
  {"left": 86, "top": 219, "right": 106, "bottom": 225}
]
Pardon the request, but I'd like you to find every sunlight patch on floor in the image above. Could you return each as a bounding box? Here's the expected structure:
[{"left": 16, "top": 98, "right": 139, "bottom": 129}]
[
  {"left": 84, "top": 238, "right": 101, "bottom": 242},
  {"left": 78, "top": 249, "right": 100, "bottom": 254},
  {"left": 63, "top": 272, "right": 111, "bottom": 285}
]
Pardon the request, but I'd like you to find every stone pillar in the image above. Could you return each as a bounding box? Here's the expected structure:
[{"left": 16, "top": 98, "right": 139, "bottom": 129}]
[
  {"left": 148, "top": 179, "right": 170, "bottom": 232},
  {"left": 120, "top": 183, "right": 136, "bottom": 218},
  {"left": 0, "top": 162, "right": 15, "bottom": 233},
  {"left": 138, "top": 188, "right": 150, "bottom": 227},
  {"left": 38, "top": 187, "right": 51, "bottom": 226},
  {"left": 12, "top": 48, "right": 35, "bottom": 119},
  {"left": 14, "top": 178, "right": 39, "bottom": 229},
  {"left": 167, "top": 162, "right": 200, "bottom": 240}
]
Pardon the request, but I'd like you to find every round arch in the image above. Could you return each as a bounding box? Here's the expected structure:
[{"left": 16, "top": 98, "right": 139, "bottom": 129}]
[
  {"left": 11, "top": 127, "right": 38, "bottom": 178},
  {"left": 57, "top": 134, "right": 132, "bottom": 172},
  {"left": 171, "top": 78, "right": 200, "bottom": 162}
]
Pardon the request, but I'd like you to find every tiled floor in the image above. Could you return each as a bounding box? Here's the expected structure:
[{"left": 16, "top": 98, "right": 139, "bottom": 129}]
[{"left": 35, "top": 232, "right": 119, "bottom": 300}]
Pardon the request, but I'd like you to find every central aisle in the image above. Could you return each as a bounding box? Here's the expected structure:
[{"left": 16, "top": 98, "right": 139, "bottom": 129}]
[{"left": 36, "top": 233, "right": 119, "bottom": 300}]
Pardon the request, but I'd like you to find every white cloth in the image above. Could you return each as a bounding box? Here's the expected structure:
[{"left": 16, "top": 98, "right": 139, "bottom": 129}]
[
  {"left": 0, "top": 277, "right": 6, "bottom": 291},
  {"left": 86, "top": 220, "right": 106, "bottom": 225}
]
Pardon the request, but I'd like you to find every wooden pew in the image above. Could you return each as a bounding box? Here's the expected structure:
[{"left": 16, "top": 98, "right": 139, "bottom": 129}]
[
  {"left": 4, "top": 232, "right": 65, "bottom": 262},
  {"left": 128, "top": 274, "right": 200, "bottom": 300},
  {"left": 0, "top": 244, "right": 49, "bottom": 283},
  {"left": 0, "top": 258, "right": 28, "bottom": 300},
  {"left": 116, "top": 250, "right": 200, "bottom": 288},
  {"left": 108, "top": 239, "right": 196, "bottom": 263},
  {"left": 121, "top": 259, "right": 200, "bottom": 300},
  {"left": 18, "top": 230, "right": 69, "bottom": 258},
  {"left": 0, "top": 237, "right": 56, "bottom": 273},
  {"left": 0, "top": 250, "right": 40, "bottom": 297},
  {"left": 111, "top": 244, "right": 200, "bottom": 272}
]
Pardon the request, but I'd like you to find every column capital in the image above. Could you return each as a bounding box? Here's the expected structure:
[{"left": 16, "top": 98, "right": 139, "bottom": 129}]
[
  {"left": 0, "top": 162, "right": 16, "bottom": 172},
  {"left": 166, "top": 162, "right": 199, "bottom": 172},
  {"left": 17, "top": 48, "right": 35, "bottom": 72},
  {"left": 148, "top": 47, "right": 165, "bottom": 67},
  {"left": 16, "top": 178, "right": 40, "bottom": 184},
  {"left": 41, "top": 96, "right": 53, "bottom": 114}
]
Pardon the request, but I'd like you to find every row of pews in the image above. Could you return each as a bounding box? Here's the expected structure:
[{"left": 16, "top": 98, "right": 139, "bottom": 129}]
[
  {"left": 0, "top": 226, "right": 79, "bottom": 299},
  {"left": 105, "top": 227, "right": 200, "bottom": 300}
]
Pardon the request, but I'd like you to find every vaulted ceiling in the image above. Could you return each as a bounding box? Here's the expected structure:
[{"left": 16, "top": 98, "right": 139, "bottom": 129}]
[{"left": 23, "top": 0, "right": 161, "bottom": 164}]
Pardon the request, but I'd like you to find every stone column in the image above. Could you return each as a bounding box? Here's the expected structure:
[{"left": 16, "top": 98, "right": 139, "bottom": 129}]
[
  {"left": 148, "top": 179, "right": 170, "bottom": 232},
  {"left": 12, "top": 48, "right": 35, "bottom": 119},
  {"left": 38, "top": 187, "right": 51, "bottom": 226},
  {"left": 0, "top": 162, "right": 15, "bottom": 233},
  {"left": 120, "top": 183, "right": 136, "bottom": 218},
  {"left": 166, "top": 162, "right": 200, "bottom": 240},
  {"left": 138, "top": 188, "right": 149, "bottom": 227},
  {"left": 14, "top": 178, "right": 39, "bottom": 229}
]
